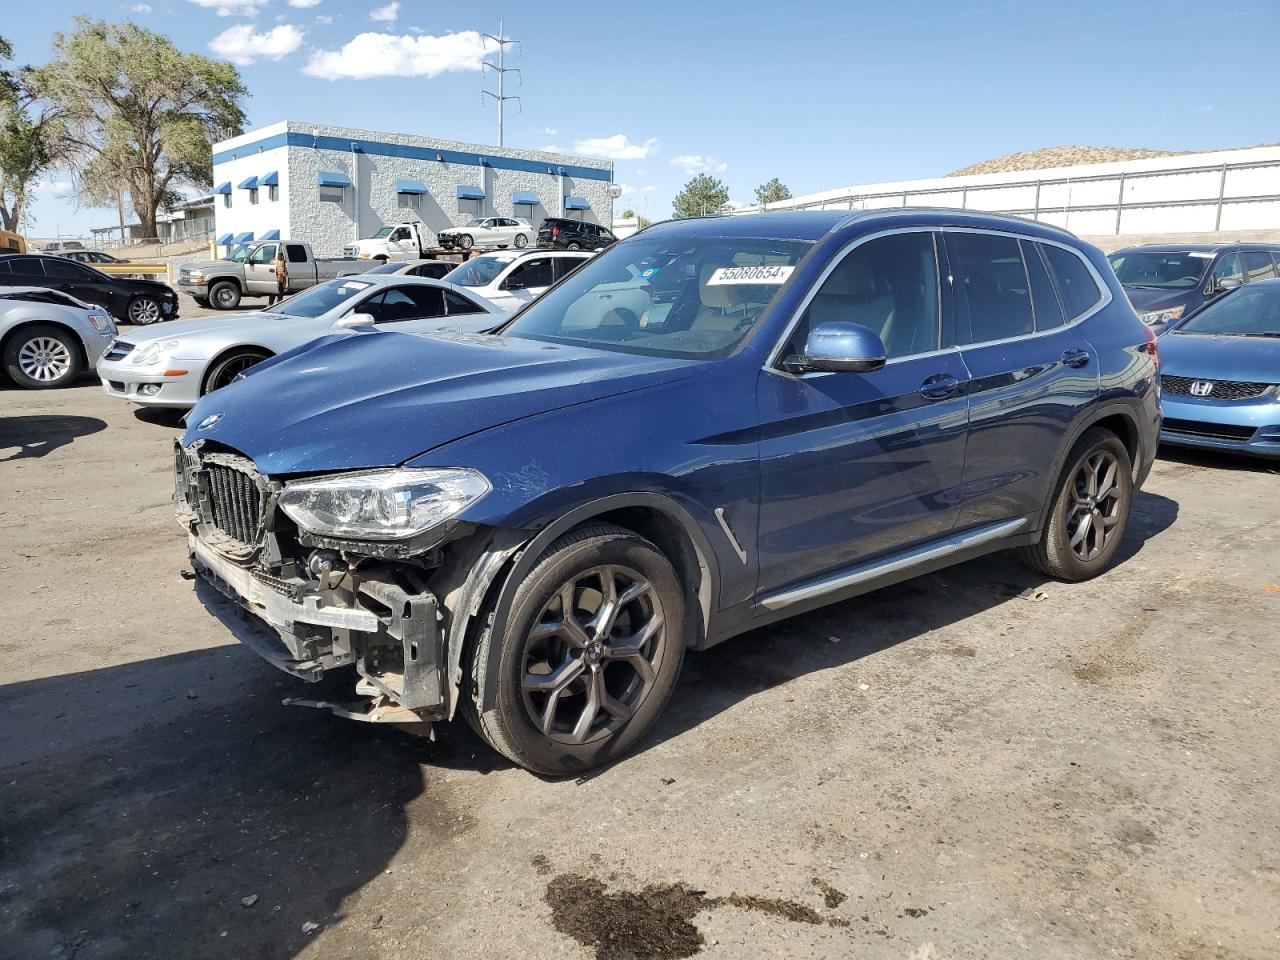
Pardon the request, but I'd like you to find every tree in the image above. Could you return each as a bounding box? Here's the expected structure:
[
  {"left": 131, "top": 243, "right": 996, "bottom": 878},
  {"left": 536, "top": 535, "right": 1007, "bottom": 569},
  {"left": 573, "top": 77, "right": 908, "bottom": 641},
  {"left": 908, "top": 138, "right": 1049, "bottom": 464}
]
[
  {"left": 32, "top": 18, "right": 246, "bottom": 239},
  {"left": 672, "top": 174, "right": 730, "bottom": 219},
  {"left": 754, "top": 177, "right": 792, "bottom": 207},
  {"left": 0, "top": 36, "right": 64, "bottom": 233},
  {"left": 621, "top": 207, "right": 635, "bottom": 219}
]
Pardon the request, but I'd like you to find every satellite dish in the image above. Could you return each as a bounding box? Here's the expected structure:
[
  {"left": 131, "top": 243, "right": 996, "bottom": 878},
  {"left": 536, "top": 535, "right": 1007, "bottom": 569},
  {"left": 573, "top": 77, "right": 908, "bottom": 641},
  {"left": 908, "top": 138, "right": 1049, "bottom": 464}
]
[{"left": 607, "top": 184, "right": 624, "bottom": 199}]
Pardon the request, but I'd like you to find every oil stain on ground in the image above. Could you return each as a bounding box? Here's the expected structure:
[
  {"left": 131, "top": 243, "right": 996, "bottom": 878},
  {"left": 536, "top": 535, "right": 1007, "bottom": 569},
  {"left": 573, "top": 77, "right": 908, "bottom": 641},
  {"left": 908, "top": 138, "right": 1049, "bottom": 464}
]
[{"left": 545, "top": 873, "right": 849, "bottom": 959}]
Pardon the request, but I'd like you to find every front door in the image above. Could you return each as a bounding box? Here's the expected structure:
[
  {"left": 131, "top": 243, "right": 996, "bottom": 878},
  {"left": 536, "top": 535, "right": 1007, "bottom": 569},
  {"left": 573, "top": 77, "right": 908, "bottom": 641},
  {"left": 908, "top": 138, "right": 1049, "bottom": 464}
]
[
  {"left": 755, "top": 230, "right": 970, "bottom": 595},
  {"left": 244, "top": 243, "right": 279, "bottom": 294},
  {"left": 945, "top": 231, "right": 1101, "bottom": 528},
  {"left": 500, "top": 256, "right": 555, "bottom": 306}
]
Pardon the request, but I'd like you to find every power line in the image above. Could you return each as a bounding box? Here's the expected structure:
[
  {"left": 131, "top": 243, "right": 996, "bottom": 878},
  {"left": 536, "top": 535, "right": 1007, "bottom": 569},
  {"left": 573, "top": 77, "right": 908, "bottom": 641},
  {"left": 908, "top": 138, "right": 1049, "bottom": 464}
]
[{"left": 481, "top": 19, "right": 521, "bottom": 147}]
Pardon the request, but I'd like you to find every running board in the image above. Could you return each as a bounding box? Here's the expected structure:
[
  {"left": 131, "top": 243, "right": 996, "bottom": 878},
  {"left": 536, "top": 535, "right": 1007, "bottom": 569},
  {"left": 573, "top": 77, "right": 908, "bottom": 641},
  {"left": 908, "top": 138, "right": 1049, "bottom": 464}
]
[{"left": 758, "top": 517, "right": 1028, "bottom": 611}]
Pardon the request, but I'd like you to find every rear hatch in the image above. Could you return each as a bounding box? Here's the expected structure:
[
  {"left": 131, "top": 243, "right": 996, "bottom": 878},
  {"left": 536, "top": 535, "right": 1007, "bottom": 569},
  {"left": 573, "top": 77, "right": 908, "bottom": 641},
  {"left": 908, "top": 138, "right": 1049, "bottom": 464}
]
[{"left": 537, "top": 220, "right": 563, "bottom": 245}]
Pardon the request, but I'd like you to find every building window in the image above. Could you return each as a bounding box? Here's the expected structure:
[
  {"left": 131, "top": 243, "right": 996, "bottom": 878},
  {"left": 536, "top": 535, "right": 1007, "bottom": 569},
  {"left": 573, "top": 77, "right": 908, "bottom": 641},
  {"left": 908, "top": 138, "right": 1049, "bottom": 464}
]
[
  {"left": 459, "top": 197, "right": 482, "bottom": 216},
  {"left": 514, "top": 202, "right": 535, "bottom": 222},
  {"left": 248, "top": 188, "right": 259, "bottom": 205},
  {"left": 268, "top": 184, "right": 278, "bottom": 202},
  {"left": 398, "top": 192, "right": 422, "bottom": 211},
  {"left": 319, "top": 185, "right": 345, "bottom": 204},
  {"left": 222, "top": 193, "right": 232, "bottom": 209}
]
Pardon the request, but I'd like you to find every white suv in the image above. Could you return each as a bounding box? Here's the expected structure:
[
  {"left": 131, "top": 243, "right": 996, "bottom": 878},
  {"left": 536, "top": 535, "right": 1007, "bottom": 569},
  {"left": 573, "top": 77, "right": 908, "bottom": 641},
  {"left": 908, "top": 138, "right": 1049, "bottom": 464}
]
[
  {"left": 438, "top": 217, "right": 534, "bottom": 251},
  {"left": 441, "top": 250, "right": 593, "bottom": 311}
]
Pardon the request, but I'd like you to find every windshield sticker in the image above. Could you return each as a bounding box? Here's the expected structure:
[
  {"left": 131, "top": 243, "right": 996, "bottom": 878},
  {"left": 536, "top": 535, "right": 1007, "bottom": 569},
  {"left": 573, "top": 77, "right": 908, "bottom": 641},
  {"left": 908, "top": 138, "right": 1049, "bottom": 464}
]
[
  {"left": 706, "top": 264, "right": 795, "bottom": 286},
  {"left": 1186, "top": 252, "right": 1215, "bottom": 258},
  {"left": 639, "top": 267, "right": 661, "bottom": 279},
  {"left": 337, "top": 281, "right": 371, "bottom": 293}
]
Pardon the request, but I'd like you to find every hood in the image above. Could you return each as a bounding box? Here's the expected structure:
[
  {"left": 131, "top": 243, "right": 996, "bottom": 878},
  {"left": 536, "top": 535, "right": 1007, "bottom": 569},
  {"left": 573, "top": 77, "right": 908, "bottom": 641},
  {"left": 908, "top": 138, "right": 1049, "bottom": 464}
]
[
  {"left": 1122, "top": 286, "right": 1198, "bottom": 314},
  {"left": 1160, "top": 332, "right": 1280, "bottom": 382},
  {"left": 182, "top": 332, "right": 700, "bottom": 475},
  {"left": 120, "top": 310, "right": 300, "bottom": 345},
  {"left": 181, "top": 258, "right": 230, "bottom": 272}
]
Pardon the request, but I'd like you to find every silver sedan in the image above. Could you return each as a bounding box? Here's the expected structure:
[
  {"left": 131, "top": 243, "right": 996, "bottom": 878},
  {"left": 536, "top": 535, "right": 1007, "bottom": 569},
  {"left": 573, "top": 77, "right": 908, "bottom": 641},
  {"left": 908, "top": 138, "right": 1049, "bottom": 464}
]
[
  {"left": 95, "top": 274, "right": 507, "bottom": 409},
  {"left": 1, "top": 286, "right": 118, "bottom": 389}
]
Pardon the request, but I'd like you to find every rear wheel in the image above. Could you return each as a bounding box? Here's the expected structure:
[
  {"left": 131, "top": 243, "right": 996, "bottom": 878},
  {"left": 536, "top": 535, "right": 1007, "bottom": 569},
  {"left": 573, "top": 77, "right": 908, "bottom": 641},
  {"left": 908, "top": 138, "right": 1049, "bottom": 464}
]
[
  {"left": 4, "top": 324, "right": 83, "bottom": 389},
  {"left": 566, "top": 241, "right": 582, "bottom": 251},
  {"left": 203, "top": 349, "right": 270, "bottom": 394},
  {"left": 466, "top": 524, "right": 686, "bottom": 776},
  {"left": 208, "top": 280, "right": 241, "bottom": 311},
  {"left": 1020, "top": 427, "right": 1133, "bottom": 581},
  {"left": 514, "top": 233, "right": 528, "bottom": 248},
  {"left": 458, "top": 234, "right": 474, "bottom": 250},
  {"left": 127, "top": 295, "right": 162, "bottom": 326}
]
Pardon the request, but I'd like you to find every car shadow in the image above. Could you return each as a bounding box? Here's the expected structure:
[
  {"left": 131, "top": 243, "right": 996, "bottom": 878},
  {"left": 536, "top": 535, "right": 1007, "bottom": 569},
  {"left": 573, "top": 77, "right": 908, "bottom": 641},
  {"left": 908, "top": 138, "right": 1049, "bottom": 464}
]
[
  {"left": 1158, "top": 442, "right": 1280, "bottom": 474},
  {"left": 0, "top": 414, "right": 106, "bottom": 462},
  {"left": 133, "top": 406, "right": 188, "bottom": 429}
]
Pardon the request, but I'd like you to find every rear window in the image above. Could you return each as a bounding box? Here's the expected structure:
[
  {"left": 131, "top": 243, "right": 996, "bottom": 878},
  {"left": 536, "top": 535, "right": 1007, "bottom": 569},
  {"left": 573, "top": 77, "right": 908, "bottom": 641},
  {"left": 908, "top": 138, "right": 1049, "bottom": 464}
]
[{"left": 1042, "top": 245, "right": 1103, "bottom": 319}]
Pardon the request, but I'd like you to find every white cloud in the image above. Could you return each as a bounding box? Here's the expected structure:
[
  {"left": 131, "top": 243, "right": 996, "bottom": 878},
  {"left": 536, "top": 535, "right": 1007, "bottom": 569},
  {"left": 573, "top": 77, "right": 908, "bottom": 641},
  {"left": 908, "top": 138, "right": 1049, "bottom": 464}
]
[
  {"left": 541, "top": 126, "right": 557, "bottom": 136},
  {"left": 315, "top": 14, "right": 333, "bottom": 24},
  {"left": 288, "top": 0, "right": 322, "bottom": 6},
  {"left": 38, "top": 178, "right": 74, "bottom": 197},
  {"left": 189, "top": 0, "right": 261, "bottom": 16},
  {"left": 671, "top": 154, "right": 727, "bottom": 175},
  {"left": 723, "top": 199, "right": 750, "bottom": 211},
  {"left": 1193, "top": 104, "right": 1214, "bottom": 113},
  {"left": 615, "top": 183, "right": 657, "bottom": 196},
  {"left": 131, "top": 3, "right": 153, "bottom": 12},
  {"left": 304, "top": 30, "right": 486, "bottom": 79},
  {"left": 209, "top": 23, "right": 304, "bottom": 65},
  {"left": 541, "top": 144, "right": 567, "bottom": 154},
  {"left": 369, "top": 1, "right": 399, "bottom": 21},
  {"left": 571, "top": 134, "right": 658, "bottom": 160}
]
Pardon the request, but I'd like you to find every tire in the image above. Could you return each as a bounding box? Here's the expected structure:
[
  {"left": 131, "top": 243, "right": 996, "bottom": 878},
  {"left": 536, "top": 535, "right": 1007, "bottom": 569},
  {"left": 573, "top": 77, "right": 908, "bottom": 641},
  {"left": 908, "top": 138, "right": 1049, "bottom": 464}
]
[
  {"left": 458, "top": 234, "right": 474, "bottom": 251},
  {"left": 566, "top": 242, "right": 582, "bottom": 251},
  {"left": 514, "top": 233, "right": 528, "bottom": 248},
  {"left": 3, "top": 324, "right": 83, "bottom": 389},
  {"left": 208, "top": 280, "right": 241, "bottom": 311},
  {"left": 127, "top": 295, "right": 163, "bottom": 326},
  {"left": 203, "top": 349, "right": 271, "bottom": 395},
  {"left": 467, "top": 523, "right": 687, "bottom": 776},
  {"left": 1019, "top": 427, "right": 1133, "bottom": 581}
]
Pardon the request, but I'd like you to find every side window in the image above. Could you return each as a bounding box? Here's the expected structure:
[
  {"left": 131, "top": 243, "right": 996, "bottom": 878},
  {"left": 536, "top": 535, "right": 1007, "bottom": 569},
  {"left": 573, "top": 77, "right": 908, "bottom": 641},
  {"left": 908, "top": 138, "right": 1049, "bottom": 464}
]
[
  {"left": 391, "top": 227, "right": 410, "bottom": 241},
  {"left": 554, "top": 257, "right": 586, "bottom": 281},
  {"left": 506, "top": 258, "right": 554, "bottom": 289},
  {"left": 361, "top": 288, "right": 418, "bottom": 323},
  {"left": 1211, "top": 252, "right": 1243, "bottom": 289},
  {"left": 948, "top": 232, "right": 1034, "bottom": 343},
  {"left": 249, "top": 244, "right": 277, "bottom": 265},
  {"left": 1041, "top": 244, "right": 1104, "bottom": 320},
  {"left": 286, "top": 244, "right": 308, "bottom": 263},
  {"left": 4, "top": 256, "right": 43, "bottom": 277},
  {"left": 444, "top": 290, "right": 484, "bottom": 315},
  {"left": 44, "top": 258, "right": 90, "bottom": 281},
  {"left": 1022, "top": 241, "right": 1066, "bottom": 330},
  {"left": 1240, "top": 251, "right": 1276, "bottom": 283},
  {"left": 786, "top": 231, "right": 940, "bottom": 360},
  {"left": 0, "top": 260, "right": 11, "bottom": 274}
]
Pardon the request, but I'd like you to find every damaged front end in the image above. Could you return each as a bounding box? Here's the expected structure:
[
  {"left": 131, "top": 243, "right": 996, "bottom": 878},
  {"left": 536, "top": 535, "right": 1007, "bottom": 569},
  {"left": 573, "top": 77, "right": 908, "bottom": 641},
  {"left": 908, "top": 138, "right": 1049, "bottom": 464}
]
[{"left": 175, "top": 440, "right": 516, "bottom": 729}]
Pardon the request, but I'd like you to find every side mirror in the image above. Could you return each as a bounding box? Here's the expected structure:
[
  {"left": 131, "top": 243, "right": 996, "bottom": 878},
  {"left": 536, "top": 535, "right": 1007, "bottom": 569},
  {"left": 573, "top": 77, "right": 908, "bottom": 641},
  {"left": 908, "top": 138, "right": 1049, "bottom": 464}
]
[
  {"left": 333, "top": 312, "right": 377, "bottom": 331},
  {"left": 502, "top": 278, "right": 526, "bottom": 291},
  {"left": 784, "top": 321, "right": 887, "bottom": 374},
  {"left": 1214, "top": 277, "right": 1242, "bottom": 293}
]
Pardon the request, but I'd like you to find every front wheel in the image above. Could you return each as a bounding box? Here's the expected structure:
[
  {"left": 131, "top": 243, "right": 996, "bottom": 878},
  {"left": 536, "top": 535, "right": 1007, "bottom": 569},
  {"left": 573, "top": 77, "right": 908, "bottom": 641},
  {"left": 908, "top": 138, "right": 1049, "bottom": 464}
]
[
  {"left": 514, "top": 233, "right": 528, "bottom": 248},
  {"left": 127, "top": 295, "right": 162, "bottom": 326},
  {"left": 4, "top": 324, "right": 83, "bottom": 389},
  {"left": 203, "top": 349, "right": 271, "bottom": 395},
  {"left": 458, "top": 234, "right": 474, "bottom": 250},
  {"left": 208, "top": 280, "right": 241, "bottom": 311},
  {"left": 1020, "top": 427, "right": 1133, "bottom": 581},
  {"left": 467, "top": 524, "right": 687, "bottom": 776}
]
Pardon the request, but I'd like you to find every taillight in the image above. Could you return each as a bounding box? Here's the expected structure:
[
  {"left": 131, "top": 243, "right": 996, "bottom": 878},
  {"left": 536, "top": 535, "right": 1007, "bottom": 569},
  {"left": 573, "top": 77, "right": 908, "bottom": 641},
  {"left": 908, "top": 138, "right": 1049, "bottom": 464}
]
[
  {"left": 1143, "top": 324, "right": 1159, "bottom": 371},
  {"left": 552, "top": 226, "right": 559, "bottom": 238}
]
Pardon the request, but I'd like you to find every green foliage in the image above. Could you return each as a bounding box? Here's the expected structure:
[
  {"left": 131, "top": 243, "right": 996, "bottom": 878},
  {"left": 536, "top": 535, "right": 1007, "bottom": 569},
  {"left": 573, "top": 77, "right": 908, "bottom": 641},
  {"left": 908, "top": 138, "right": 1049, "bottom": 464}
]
[
  {"left": 0, "top": 35, "right": 62, "bottom": 233},
  {"left": 753, "top": 177, "right": 792, "bottom": 206},
  {"left": 672, "top": 174, "right": 731, "bottom": 219},
  {"left": 621, "top": 207, "right": 635, "bottom": 219},
  {"left": 31, "top": 17, "right": 246, "bottom": 236}
]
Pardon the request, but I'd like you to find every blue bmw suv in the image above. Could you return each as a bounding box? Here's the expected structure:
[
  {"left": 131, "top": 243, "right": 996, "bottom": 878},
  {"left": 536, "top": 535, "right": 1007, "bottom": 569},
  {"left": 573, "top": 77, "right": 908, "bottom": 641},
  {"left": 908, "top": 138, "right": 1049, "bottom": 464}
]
[{"left": 177, "top": 209, "right": 1160, "bottom": 774}]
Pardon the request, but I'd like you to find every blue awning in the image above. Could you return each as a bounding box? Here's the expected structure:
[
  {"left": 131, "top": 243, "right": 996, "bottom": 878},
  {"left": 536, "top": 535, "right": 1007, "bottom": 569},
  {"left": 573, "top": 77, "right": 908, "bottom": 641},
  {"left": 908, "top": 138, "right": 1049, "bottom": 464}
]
[
  {"left": 238, "top": 175, "right": 258, "bottom": 190},
  {"left": 260, "top": 229, "right": 280, "bottom": 241},
  {"left": 456, "top": 184, "right": 485, "bottom": 200},
  {"left": 233, "top": 231, "right": 254, "bottom": 243},
  {"left": 316, "top": 171, "right": 351, "bottom": 187},
  {"left": 214, "top": 182, "right": 232, "bottom": 195},
  {"left": 512, "top": 191, "right": 540, "bottom": 205},
  {"left": 259, "top": 170, "right": 279, "bottom": 186},
  {"left": 216, "top": 233, "right": 234, "bottom": 245},
  {"left": 563, "top": 196, "right": 590, "bottom": 210},
  {"left": 396, "top": 178, "right": 428, "bottom": 195}
]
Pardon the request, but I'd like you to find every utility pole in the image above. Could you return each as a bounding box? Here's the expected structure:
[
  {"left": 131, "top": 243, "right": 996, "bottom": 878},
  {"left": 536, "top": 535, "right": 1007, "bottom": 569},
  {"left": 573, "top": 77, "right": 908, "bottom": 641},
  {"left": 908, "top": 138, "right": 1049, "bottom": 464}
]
[{"left": 481, "top": 19, "right": 521, "bottom": 147}]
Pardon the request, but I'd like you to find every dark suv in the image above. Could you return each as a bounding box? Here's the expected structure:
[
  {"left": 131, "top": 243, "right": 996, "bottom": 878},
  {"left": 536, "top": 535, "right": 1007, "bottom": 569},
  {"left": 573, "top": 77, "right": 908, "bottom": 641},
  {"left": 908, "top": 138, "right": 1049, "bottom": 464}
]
[
  {"left": 1107, "top": 243, "right": 1280, "bottom": 334},
  {"left": 537, "top": 217, "right": 617, "bottom": 251},
  {"left": 0, "top": 253, "right": 178, "bottom": 325},
  {"left": 176, "top": 209, "right": 1159, "bottom": 775}
]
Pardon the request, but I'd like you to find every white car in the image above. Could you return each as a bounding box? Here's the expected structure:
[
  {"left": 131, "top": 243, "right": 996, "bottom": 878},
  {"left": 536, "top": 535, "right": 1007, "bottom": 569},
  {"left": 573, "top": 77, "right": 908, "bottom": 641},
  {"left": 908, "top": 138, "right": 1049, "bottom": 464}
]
[
  {"left": 442, "top": 250, "right": 593, "bottom": 312},
  {"left": 96, "top": 275, "right": 506, "bottom": 408},
  {"left": 438, "top": 217, "right": 535, "bottom": 252},
  {"left": 1, "top": 286, "right": 116, "bottom": 388}
]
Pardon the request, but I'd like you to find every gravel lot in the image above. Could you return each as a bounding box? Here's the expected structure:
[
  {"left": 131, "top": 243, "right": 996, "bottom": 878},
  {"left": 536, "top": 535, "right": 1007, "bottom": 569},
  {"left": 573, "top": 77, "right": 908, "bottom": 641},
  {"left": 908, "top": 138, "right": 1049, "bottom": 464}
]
[{"left": 1, "top": 373, "right": 1278, "bottom": 960}]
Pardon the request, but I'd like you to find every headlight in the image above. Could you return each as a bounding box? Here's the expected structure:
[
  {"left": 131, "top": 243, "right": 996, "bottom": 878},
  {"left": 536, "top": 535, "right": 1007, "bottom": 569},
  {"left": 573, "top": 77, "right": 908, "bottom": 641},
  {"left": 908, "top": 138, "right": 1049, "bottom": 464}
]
[
  {"left": 278, "top": 468, "right": 490, "bottom": 540},
  {"left": 130, "top": 339, "right": 181, "bottom": 365},
  {"left": 188, "top": 270, "right": 205, "bottom": 282},
  {"left": 87, "top": 313, "right": 114, "bottom": 333},
  {"left": 1139, "top": 306, "right": 1184, "bottom": 326}
]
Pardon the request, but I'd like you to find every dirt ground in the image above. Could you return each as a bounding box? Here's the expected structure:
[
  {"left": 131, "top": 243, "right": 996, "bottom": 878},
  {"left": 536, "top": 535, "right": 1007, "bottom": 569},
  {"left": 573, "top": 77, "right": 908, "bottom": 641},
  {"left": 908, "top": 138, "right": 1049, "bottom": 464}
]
[{"left": 2, "top": 376, "right": 1278, "bottom": 960}]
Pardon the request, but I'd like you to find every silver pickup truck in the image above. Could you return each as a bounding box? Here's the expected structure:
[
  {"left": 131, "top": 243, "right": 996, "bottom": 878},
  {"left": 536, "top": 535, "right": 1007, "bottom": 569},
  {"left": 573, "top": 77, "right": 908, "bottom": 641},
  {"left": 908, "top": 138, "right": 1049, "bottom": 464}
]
[{"left": 178, "top": 240, "right": 376, "bottom": 310}]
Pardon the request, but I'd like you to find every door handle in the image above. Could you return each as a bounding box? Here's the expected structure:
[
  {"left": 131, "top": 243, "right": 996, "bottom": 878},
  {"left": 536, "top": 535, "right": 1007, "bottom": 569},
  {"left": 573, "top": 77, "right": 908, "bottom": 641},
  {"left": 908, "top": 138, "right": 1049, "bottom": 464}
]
[
  {"left": 919, "top": 372, "right": 961, "bottom": 400},
  {"left": 1061, "top": 348, "right": 1090, "bottom": 368}
]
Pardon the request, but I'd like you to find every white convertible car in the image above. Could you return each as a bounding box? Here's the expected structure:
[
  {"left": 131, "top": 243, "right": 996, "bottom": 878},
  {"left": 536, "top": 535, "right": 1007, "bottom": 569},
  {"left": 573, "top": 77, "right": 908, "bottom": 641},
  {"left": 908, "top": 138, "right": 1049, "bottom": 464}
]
[{"left": 95, "top": 275, "right": 506, "bottom": 409}]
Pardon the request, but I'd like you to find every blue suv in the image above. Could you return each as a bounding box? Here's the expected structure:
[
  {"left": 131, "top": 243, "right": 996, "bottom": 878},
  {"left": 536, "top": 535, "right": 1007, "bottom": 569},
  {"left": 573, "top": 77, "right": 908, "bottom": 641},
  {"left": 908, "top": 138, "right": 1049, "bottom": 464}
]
[{"left": 177, "top": 209, "right": 1160, "bottom": 774}]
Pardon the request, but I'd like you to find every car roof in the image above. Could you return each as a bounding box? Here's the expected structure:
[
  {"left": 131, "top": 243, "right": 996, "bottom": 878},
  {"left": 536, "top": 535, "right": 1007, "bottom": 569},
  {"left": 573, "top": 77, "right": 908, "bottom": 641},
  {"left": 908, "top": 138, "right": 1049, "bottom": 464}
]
[{"left": 1111, "top": 242, "right": 1280, "bottom": 253}]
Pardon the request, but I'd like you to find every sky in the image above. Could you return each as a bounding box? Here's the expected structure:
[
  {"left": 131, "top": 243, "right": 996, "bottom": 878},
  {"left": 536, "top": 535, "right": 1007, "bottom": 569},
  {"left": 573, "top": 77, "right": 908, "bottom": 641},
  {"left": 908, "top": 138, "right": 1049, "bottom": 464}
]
[{"left": 7, "top": 0, "right": 1280, "bottom": 238}]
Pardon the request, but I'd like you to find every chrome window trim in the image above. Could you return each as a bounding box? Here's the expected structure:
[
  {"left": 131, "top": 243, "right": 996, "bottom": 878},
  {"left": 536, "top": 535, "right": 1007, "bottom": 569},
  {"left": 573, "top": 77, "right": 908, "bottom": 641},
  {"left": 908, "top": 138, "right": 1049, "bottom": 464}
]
[{"left": 765, "top": 224, "right": 1113, "bottom": 378}]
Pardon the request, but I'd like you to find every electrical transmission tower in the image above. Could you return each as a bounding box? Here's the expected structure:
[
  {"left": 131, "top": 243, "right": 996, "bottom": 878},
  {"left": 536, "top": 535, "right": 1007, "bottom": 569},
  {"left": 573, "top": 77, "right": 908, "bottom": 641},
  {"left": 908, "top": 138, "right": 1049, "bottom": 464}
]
[{"left": 481, "top": 20, "right": 521, "bottom": 147}]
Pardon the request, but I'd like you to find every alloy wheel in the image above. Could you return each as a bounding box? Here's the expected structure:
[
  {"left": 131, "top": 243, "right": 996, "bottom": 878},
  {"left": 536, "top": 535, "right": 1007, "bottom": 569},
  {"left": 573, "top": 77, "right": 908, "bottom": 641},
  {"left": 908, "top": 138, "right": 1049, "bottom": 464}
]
[
  {"left": 17, "top": 336, "right": 72, "bottom": 383},
  {"left": 520, "top": 564, "right": 666, "bottom": 745},
  {"left": 1067, "top": 450, "right": 1123, "bottom": 561},
  {"left": 207, "top": 353, "right": 265, "bottom": 392},
  {"left": 129, "top": 297, "right": 161, "bottom": 324}
]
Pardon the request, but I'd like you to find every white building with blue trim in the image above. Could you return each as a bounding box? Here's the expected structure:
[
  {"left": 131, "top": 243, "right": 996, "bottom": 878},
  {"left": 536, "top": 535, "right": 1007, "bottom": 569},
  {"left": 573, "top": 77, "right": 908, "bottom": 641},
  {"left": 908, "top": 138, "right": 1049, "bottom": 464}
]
[{"left": 210, "top": 120, "right": 616, "bottom": 257}]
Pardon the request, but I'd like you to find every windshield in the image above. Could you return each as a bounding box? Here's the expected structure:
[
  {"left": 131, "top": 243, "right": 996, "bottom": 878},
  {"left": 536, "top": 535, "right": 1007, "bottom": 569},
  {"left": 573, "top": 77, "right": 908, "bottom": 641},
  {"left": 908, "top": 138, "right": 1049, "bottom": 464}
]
[
  {"left": 372, "top": 227, "right": 393, "bottom": 239},
  {"left": 1108, "top": 250, "right": 1211, "bottom": 289},
  {"left": 500, "top": 236, "right": 814, "bottom": 360},
  {"left": 444, "top": 255, "right": 513, "bottom": 287},
  {"left": 226, "top": 246, "right": 252, "bottom": 263},
  {"left": 1174, "top": 285, "right": 1280, "bottom": 337},
  {"left": 364, "top": 262, "right": 402, "bottom": 275},
  {"left": 272, "top": 277, "right": 374, "bottom": 318}
]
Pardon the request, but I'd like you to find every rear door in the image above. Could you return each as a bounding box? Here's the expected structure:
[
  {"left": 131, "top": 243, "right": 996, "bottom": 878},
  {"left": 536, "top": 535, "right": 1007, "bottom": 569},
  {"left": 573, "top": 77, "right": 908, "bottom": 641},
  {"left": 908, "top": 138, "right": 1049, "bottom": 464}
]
[
  {"left": 946, "top": 231, "right": 1101, "bottom": 529},
  {"left": 1240, "top": 250, "right": 1277, "bottom": 285},
  {"left": 42, "top": 257, "right": 114, "bottom": 311}
]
